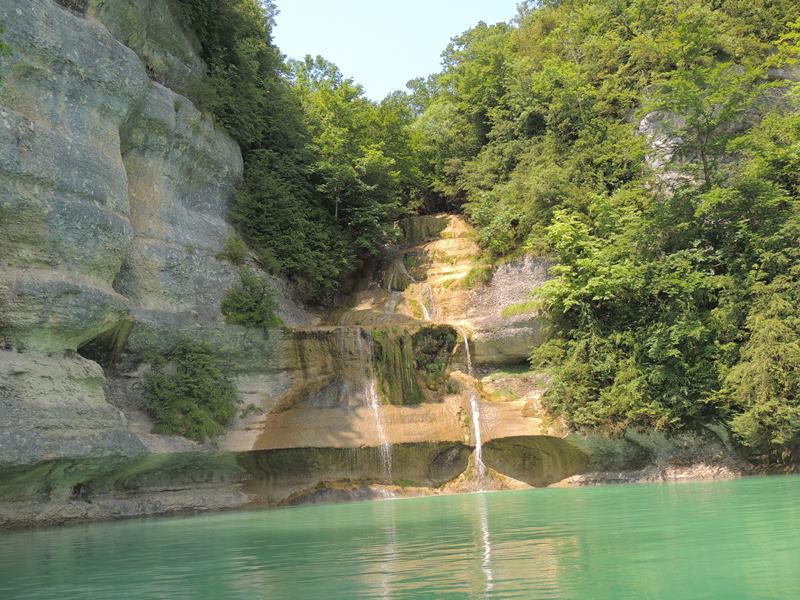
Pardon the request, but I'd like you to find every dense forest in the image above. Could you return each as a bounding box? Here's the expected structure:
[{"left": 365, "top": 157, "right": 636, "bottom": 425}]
[{"left": 170, "top": 0, "right": 799, "bottom": 458}]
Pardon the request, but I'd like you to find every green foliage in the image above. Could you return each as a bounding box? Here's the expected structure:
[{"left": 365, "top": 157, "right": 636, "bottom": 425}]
[
  {"left": 221, "top": 268, "right": 283, "bottom": 328},
  {"left": 173, "top": 0, "right": 302, "bottom": 153},
  {"left": 500, "top": 300, "right": 540, "bottom": 319},
  {"left": 462, "top": 263, "right": 493, "bottom": 289},
  {"left": 142, "top": 341, "right": 237, "bottom": 441},
  {"left": 0, "top": 24, "right": 11, "bottom": 81},
  {"left": 650, "top": 63, "right": 759, "bottom": 187},
  {"left": 409, "top": 0, "right": 800, "bottom": 456},
  {"left": 217, "top": 235, "right": 248, "bottom": 265},
  {"left": 175, "top": 2, "right": 416, "bottom": 302}
]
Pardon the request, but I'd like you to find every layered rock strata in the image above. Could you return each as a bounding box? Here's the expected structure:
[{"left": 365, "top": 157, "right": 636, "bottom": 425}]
[{"left": 0, "top": 0, "right": 589, "bottom": 528}]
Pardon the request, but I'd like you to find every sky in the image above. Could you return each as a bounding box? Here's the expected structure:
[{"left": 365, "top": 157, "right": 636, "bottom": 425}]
[{"left": 272, "top": 0, "right": 522, "bottom": 100}]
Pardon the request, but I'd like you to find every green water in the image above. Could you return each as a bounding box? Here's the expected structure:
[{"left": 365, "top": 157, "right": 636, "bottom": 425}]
[{"left": 2, "top": 476, "right": 800, "bottom": 599}]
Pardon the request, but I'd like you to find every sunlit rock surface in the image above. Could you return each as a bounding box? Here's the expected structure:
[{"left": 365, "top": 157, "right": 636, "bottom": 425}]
[{"left": 0, "top": 0, "right": 597, "bottom": 528}]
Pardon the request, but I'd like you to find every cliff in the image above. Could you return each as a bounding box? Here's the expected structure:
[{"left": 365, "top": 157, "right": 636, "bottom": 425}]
[{"left": 0, "top": 0, "right": 736, "bottom": 528}]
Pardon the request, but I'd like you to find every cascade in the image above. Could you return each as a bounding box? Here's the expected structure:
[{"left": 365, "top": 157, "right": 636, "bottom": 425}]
[
  {"left": 420, "top": 283, "right": 437, "bottom": 322},
  {"left": 357, "top": 329, "right": 393, "bottom": 479},
  {"left": 385, "top": 291, "right": 402, "bottom": 315},
  {"left": 461, "top": 330, "right": 486, "bottom": 482}
]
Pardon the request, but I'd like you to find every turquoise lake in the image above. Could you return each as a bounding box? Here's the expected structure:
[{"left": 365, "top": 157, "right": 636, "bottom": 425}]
[{"left": 2, "top": 475, "right": 799, "bottom": 599}]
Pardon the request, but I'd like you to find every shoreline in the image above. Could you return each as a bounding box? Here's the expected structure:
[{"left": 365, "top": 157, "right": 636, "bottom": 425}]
[{"left": 4, "top": 460, "right": 790, "bottom": 532}]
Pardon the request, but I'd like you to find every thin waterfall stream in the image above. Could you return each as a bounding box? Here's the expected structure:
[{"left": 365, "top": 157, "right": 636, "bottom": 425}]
[
  {"left": 461, "top": 330, "right": 486, "bottom": 483},
  {"left": 420, "top": 283, "right": 437, "bottom": 322},
  {"left": 357, "top": 329, "right": 393, "bottom": 480}
]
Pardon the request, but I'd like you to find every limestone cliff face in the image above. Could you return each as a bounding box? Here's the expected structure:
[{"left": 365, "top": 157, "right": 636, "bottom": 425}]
[
  {"left": 0, "top": 0, "right": 288, "bottom": 466},
  {"left": 0, "top": 0, "right": 588, "bottom": 527},
  {"left": 0, "top": 0, "right": 148, "bottom": 352}
]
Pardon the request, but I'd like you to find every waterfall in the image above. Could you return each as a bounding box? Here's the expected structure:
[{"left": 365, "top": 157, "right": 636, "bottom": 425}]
[
  {"left": 461, "top": 330, "right": 486, "bottom": 482},
  {"left": 385, "top": 291, "right": 401, "bottom": 315},
  {"left": 357, "top": 330, "right": 393, "bottom": 480},
  {"left": 421, "top": 302, "right": 431, "bottom": 321},
  {"left": 420, "top": 283, "right": 437, "bottom": 321}
]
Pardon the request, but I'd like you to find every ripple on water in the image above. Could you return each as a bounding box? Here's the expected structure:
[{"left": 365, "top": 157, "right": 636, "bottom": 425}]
[{"left": 2, "top": 476, "right": 800, "bottom": 599}]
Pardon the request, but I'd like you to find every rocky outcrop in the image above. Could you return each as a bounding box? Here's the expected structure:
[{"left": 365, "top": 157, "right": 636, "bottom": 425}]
[
  {"left": 118, "top": 81, "right": 242, "bottom": 314},
  {"left": 0, "top": 0, "right": 307, "bottom": 514},
  {"left": 328, "top": 215, "right": 549, "bottom": 366},
  {"left": 0, "top": 0, "right": 149, "bottom": 351},
  {"left": 87, "top": 0, "right": 206, "bottom": 92},
  {"left": 466, "top": 255, "right": 550, "bottom": 365},
  {"left": 0, "top": 350, "right": 145, "bottom": 466}
]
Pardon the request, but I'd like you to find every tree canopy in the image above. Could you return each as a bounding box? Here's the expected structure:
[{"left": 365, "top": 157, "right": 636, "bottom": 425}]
[{"left": 404, "top": 1, "right": 800, "bottom": 459}]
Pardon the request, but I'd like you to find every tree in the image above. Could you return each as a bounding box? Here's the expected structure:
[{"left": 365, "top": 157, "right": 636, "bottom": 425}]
[{"left": 652, "top": 64, "right": 757, "bottom": 188}]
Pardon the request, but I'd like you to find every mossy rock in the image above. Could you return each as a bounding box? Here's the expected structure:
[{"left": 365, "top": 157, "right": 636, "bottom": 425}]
[
  {"left": 371, "top": 325, "right": 458, "bottom": 404},
  {"left": 412, "top": 325, "right": 458, "bottom": 389}
]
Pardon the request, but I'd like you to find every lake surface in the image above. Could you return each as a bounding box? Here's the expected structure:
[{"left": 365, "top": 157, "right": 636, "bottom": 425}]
[{"left": 2, "top": 476, "right": 800, "bottom": 599}]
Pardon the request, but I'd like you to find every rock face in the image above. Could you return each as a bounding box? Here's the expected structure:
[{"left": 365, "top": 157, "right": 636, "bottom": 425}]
[
  {"left": 87, "top": 0, "right": 206, "bottom": 91},
  {"left": 0, "top": 0, "right": 301, "bottom": 511},
  {"left": 0, "top": 0, "right": 590, "bottom": 528},
  {"left": 0, "top": 350, "right": 145, "bottom": 466},
  {"left": 0, "top": 0, "right": 148, "bottom": 352},
  {"left": 467, "top": 255, "right": 550, "bottom": 365},
  {"left": 327, "top": 214, "right": 549, "bottom": 366},
  {"left": 119, "top": 81, "right": 242, "bottom": 314}
]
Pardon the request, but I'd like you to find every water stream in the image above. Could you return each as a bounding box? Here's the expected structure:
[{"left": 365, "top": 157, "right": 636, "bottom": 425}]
[
  {"left": 357, "top": 329, "right": 393, "bottom": 480},
  {"left": 420, "top": 283, "right": 437, "bottom": 322},
  {"left": 461, "top": 330, "right": 486, "bottom": 483}
]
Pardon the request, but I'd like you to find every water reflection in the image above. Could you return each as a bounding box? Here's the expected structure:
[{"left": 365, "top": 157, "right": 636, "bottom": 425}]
[
  {"left": 478, "top": 493, "right": 494, "bottom": 595},
  {"left": 378, "top": 499, "right": 397, "bottom": 599},
  {"left": 3, "top": 477, "right": 800, "bottom": 599}
]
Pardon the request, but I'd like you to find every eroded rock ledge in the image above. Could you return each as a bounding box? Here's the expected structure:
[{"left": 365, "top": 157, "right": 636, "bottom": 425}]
[{"left": 0, "top": 1, "right": 747, "bottom": 529}]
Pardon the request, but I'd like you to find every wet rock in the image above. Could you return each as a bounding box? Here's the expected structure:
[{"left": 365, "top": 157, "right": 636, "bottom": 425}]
[{"left": 483, "top": 436, "right": 588, "bottom": 487}]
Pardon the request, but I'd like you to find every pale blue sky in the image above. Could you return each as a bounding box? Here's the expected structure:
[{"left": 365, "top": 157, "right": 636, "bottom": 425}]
[{"left": 272, "top": 0, "right": 521, "bottom": 100}]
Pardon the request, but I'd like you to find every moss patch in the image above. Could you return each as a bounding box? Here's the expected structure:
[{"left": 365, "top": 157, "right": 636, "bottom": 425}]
[{"left": 500, "top": 300, "right": 540, "bottom": 319}]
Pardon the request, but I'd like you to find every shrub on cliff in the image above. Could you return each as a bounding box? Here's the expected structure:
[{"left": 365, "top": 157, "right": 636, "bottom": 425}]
[
  {"left": 142, "top": 341, "right": 237, "bottom": 441},
  {"left": 217, "top": 235, "right": 248, "bottom": 265},
  {"left": 221, "top": 267, "right": 283, "bottom": 328},
  {"left": 409, "top": 0, "right": 800, "bottom": 456}
]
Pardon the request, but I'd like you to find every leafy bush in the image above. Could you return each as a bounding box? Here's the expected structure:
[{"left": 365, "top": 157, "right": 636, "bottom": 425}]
[
  {"left": 221, "top": 268, "right": 283, "bottom": 328},
  {"left": 142, "top": 341, "right": 237, "bottom": 441},
  {"left": 411, "top": 0, "right": 800, "bottom": 456},
  {"left": 217, "top": 235, "right": 248, "bottom": 265}
]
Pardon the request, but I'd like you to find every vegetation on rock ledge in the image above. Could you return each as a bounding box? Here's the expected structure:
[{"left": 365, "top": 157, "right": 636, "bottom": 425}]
[
  {"left": 142, "top": 341, "right": 237, "bottom": 442},
  {"left": 221, "top": 268, "right": 283, "bottom": 329}
]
